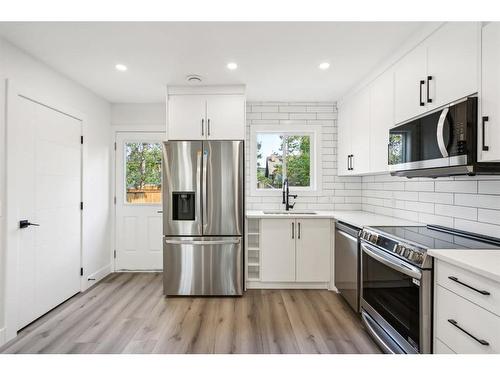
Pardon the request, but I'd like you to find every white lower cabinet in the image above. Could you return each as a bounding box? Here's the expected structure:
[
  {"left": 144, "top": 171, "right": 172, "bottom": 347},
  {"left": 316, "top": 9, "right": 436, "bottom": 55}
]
[
  {"left": 260, "top": 219, "right": 296, "bottom": 282},
  {"left": 260, "top": 218, "right": 331, "bottom": 284},
  {"left": 296, "top": 219, "right": 331, "bottom": 282},
  {"left": 434, "top": 260, "right": 500, "bottom": 354}
]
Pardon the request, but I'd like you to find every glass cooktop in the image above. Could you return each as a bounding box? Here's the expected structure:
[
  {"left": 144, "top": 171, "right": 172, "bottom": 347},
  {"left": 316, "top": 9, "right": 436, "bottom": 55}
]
[{"left": 369, "top": 225, "right": 500, "bottom": 250}]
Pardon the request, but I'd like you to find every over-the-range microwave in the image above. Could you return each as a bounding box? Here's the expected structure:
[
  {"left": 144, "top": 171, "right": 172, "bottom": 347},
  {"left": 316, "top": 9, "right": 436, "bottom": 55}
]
[{"left": 389, "top": 96, "right": 500, "bottom": 178}]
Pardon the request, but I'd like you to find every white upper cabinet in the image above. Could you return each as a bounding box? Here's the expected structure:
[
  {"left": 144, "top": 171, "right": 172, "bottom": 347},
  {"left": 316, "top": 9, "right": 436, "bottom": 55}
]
[
  {"left": 205, "top": 95, "right": 245, "bottom": 140},
  {"left": 167, "top": 95, "right": 207, "bottom": 140},
  {"left": 480, "top": 22, "right": 500, "bottom": 162},
  {"left": 337, "top": 100, "right": 352, "bottom": 176},
  {"left": 394, "top": 43, "right": 428, "bottom": 124},
  {"left": 369, "top": 69, "right": 394, "bottom": 173},
  {"left": 337, "top": 91, "right": 370, "bottom": 176},
  {"left": 349, "top": 89, "right": 371, "bottom": 174},
  {"left": 426, "top": 22, "right": 479, "bottom": 110},
  {"left": 166, "top": 86, "right": 245, "bottom": 140},
  {"left": 394, "top": 22, "right": 479, "bottom": 125}
]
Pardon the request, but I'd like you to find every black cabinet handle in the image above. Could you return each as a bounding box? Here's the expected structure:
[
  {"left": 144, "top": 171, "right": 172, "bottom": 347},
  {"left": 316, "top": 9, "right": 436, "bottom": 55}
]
[
  {"left": 207, "top": 119, "right": 211, "bottom": 136},
  {"left": 298, "top": 222, "right": 301, "bottom": 239},
  {"left": 419, "top": 80, "right": 425, "bottom": 106},
  {"left": 20, "top": 220, "right": 40, "bottom": 229},
  {"left": 448, "top": 319, "right": 489, "bottom": 346},
  {"left": 482, "top": 116, "right": 489, "bottom": 151},
  {"left": 350, "top": 154, "right": 354, "bottom": 170},
  {"left": 291, "top": 222, "right": 294, "bottom": 239},
  {"left": 201, "top": 118, "right": 205, "bottom": 136},
  {"left": 448, "top": 276, "right": 490, "bottom": 296},
  {"left": 426, "top": 76, "right": 432, "bottom": 103}
]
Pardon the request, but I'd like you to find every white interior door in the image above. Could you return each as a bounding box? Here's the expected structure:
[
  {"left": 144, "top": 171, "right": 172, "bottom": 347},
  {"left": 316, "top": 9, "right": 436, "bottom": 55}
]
[
  {"left": 115, "top": 132, "right": 164, "bottom": 270},
  {"left": 8, "top": 94, "right": 82, "bottom": 330}
]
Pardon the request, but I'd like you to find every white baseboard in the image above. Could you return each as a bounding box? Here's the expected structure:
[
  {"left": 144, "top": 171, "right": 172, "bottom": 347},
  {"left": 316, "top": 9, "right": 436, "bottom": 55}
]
[
  {"left": 0, "top": 327, "right": 5, "bottom": 347},
  {"left": 246, "top": 281, "right": 329, "bottom": 289},
  {"left": 82, "top": 263, "right": 112, "bottom": 291}
]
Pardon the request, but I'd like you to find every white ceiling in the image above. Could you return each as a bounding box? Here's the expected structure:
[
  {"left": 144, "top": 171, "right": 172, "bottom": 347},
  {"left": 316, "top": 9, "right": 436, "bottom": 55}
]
[{"left": 0, "top": 22, "right": 426, "bottom": 103}]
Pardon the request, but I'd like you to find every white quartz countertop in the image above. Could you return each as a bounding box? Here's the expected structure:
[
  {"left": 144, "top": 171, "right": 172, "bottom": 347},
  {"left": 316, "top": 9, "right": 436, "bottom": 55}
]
[
  {"left": 428, "top": 249, "right": 500, "bottom": 283},
  {"left": 246, "top": 210, "right": 420, "bottom": 228}
]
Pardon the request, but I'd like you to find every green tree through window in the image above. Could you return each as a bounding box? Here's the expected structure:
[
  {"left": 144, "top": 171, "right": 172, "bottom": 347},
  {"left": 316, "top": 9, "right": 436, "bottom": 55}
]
[
  {"left": 256, "top": 134, "right": 311, "bottom": 189},
  {"left": 125, "top": 142, "right": 162, "bottom": 203}
]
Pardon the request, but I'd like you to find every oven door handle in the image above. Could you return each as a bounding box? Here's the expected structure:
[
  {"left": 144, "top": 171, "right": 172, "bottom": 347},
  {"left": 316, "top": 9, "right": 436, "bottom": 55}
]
[
  {"left": 361, "top": 242, "right": 422, "bottom": 280},
  {"left": 437, "top": 107, "right": 449, "bottom": 158}
]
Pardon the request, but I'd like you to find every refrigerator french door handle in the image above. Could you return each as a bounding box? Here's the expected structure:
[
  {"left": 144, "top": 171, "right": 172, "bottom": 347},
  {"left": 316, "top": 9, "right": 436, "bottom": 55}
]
[
  {"left": 437, "top": 107, "right": 449, "bottom": 158},
  {"left": 202, "top": 148, "right": 208, "bottom": 232},
  {"left": 165, "top": 239, "right": 240, "bottom": 245},
  {"left": 196, "top": 149, "right": 202, "bottom": 234}
]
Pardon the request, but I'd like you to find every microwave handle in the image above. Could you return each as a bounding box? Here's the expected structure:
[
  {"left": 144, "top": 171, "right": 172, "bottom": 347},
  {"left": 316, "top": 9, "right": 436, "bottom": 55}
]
[
  {"left": 419, "top": 80, "right": 425, "bottom": 107},
  {"left": 437, "top": 107, "right": 449, "bottom": 158},
  {"left": 482, "top": 116, "right": 489, "bottom": 151}
]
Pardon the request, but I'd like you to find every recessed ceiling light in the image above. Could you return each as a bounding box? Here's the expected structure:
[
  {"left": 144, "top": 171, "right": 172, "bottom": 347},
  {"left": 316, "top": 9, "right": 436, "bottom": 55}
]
[
  {"left": 227, "top": 62, "right": 238, "bottom": 70},
  {"left": 319, "top": 62, "right": 330, "bottom": 70},
  {"left": 115, "top": 64, "right": 128, "bottom": 72}
]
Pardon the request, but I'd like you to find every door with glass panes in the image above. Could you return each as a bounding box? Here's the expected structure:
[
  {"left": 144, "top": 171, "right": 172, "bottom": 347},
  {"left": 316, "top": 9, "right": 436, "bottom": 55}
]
[{"left": 115, "top": 132, "right": 164, "bottom": 270}]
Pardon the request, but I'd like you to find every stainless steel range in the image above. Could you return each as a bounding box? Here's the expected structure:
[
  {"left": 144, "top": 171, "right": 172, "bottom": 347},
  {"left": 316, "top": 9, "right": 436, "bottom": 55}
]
[{"left": 359, "top": 225, "right": 500, "bottom": 354}]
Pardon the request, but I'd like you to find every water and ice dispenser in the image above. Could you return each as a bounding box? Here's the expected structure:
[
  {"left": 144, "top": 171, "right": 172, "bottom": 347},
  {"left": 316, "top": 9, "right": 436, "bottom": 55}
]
[{"left": 172, "top": 192, "right": 195, "bottom": 221}]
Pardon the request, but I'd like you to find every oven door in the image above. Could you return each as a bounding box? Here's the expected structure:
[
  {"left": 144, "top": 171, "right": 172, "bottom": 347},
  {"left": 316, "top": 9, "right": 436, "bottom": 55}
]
[{"left": 360, "top": 241, "right": 423, "bottom": 354}]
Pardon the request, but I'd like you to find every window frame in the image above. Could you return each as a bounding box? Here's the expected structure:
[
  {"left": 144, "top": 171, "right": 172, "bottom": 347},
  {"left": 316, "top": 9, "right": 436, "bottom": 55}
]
[{"left": 250, "top": 124, "right": 323, "bottom": 197}]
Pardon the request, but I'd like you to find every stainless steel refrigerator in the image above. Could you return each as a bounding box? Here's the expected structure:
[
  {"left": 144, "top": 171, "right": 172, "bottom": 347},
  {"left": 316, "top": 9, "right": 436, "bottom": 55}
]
[{"left": 162, "top": 140, "right": 244, "bottom": 296}]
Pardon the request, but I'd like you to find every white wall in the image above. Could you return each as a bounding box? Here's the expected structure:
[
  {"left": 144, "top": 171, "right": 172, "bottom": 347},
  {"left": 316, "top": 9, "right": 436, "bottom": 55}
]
[
  {"left": 0, "top": 37, "right": 112, "bottom": 340},
  {"left": 111, "top": 103, "right": 165, "bottom": 127},
  {"left": 245, "top": 102, "right": 362, "bottom": 211}
]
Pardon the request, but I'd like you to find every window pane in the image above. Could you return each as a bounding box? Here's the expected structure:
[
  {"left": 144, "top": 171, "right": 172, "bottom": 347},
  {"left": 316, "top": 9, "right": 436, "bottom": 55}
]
[
  {"left": 125, "top": 142, "right": 162, "bottom": 204},
  {"left": 284, "top": 135, "right": 311, "bottom": 187},
  {"left": 256, "top": 133, "right": 283, "bottom": 189}
]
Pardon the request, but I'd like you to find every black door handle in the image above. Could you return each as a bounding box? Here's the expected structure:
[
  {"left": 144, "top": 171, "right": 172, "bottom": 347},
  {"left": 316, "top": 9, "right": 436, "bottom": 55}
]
[
  {"left": 448, "top": 276, "right": 490, "bottom": 296},
  {"left": 448, "top": 319, "right": 489, "bottom": 346},
  {"left": 419, "top": 80, "right": 425, "bottom": 106},
  {"left": 482, "top": 116, "right": 489, "bottom": 151},
  {"left": 20, "top": 220, "right": 40, "bottom": 229},
  {"left": 426, "top": 76, "right": 432, "bottom": 103}
]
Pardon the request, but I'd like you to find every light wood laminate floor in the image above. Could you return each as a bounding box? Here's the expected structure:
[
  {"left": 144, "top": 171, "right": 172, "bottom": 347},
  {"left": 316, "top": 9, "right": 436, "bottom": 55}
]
[{"left": 0, "top": 272, "right": 380, "bottom": 354}]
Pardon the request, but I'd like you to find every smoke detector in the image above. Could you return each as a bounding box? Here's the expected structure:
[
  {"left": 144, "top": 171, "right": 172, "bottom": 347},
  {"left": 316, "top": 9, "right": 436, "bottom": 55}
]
[{"left": 186, "top": 74, "right": 203, "bottom": 84}]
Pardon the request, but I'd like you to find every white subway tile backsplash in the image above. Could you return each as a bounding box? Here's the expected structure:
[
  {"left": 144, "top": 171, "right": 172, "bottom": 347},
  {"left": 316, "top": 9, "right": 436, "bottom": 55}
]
[
  {"left": 454, "top": 193, "right": 500, "bottom": 209},
  {"left": 478, "top": 181, "right": 500, "bottom": 194},
  {"left": 418, "top": 192, "right": 454, "bottom": 204},
  {"left": 435, "top": 180, "right": 478, "bottom": 193},
  {"left": 477, "top": 208, "right": 500, "bottom": 225},
  {"left": 434, "top": 204, "right": 477, "bottom": 220}
]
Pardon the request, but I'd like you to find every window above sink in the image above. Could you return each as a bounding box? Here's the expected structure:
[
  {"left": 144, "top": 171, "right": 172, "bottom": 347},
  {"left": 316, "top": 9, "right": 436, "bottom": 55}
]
[{"left": 250, "top": 124, "right": 323, "bottom": 197}]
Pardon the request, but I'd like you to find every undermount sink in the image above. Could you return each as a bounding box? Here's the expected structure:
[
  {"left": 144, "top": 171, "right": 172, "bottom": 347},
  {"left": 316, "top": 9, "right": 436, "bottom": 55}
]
[{"left": 262, "top": 210, "right": 317, "bottom": 215}]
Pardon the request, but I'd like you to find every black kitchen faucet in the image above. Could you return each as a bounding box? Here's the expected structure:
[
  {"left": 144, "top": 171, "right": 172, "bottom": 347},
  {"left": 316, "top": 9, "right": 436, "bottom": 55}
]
[{"left": 282, "top": 178, "right": 297, "bottom": 211}]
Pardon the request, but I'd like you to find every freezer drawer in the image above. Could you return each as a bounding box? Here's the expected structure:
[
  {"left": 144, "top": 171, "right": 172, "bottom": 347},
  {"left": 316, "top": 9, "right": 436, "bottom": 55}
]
[{"left": 163, "top": 236, "right": 243, "bottom": 296}]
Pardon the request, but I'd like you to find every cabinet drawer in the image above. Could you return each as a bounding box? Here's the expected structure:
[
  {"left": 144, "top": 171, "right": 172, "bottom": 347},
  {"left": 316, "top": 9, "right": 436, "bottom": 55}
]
[
  {"left": 435, "top": 285, "right": 500, "bottom": 354},
  {"left": 436, "top": 260, "right": 500, "bottom": 316},
  {"left": 434, "top": 338, "right": 456, "bottom": 354}
]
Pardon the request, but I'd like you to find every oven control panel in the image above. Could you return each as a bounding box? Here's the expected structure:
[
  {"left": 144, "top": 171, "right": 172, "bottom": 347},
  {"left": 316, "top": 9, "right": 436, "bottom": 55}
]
[{"left": 360, "top": 228, "right": 427, "bottom": 267}]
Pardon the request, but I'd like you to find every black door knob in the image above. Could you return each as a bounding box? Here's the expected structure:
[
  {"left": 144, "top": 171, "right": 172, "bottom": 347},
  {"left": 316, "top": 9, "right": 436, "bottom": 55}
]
[{"left": 19, "top": 220, "right": 40, "bottom": 229}]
